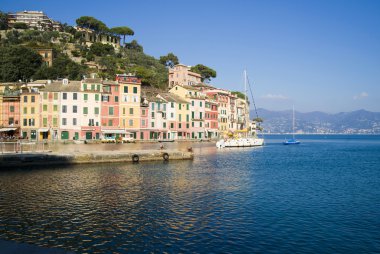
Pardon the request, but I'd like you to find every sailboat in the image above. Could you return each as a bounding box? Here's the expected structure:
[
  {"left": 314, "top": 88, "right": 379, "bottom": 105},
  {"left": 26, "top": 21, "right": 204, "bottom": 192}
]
[
  {"left": 216, "top": 70, "right": 264, "bottom": 148},
  {"left": 283, "top": 105, "right": 300, "bottom": 145}
]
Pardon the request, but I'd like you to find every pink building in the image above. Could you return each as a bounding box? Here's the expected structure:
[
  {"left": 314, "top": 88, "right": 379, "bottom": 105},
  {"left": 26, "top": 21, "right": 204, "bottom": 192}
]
[
  {"left": 139, "top": 95, "right": 149, "bottom": 140},
  {"left": 100, "top": 80, "right": 122, "bottom": 139},
  {"left": 1, "top": 87, "right": 21, "bottom": 138}
]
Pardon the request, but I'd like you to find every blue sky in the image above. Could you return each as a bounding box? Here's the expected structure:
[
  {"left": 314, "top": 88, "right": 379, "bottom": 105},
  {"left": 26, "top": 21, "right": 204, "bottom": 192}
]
[{"left": 1, "top": 0, "right": 380, "bottom": 113}]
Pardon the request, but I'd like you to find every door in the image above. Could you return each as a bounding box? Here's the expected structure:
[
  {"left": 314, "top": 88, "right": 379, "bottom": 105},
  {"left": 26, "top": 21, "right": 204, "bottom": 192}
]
[
  {"left": 85, "top": 132, "right": 92, "bottom": 140},
  {"left": 31, "top": 130, "right": 37, "bottom": 140},
  {"left": 61, "top": 131, "right": 69, "bottom": 140},
  {"left": 74, "top": 132, "right": 79, "bottom": 140}
]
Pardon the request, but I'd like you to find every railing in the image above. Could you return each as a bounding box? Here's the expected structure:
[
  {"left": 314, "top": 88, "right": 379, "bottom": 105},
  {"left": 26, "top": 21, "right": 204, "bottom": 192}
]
[{"left": 0, "top": 140, "right": 53, "bottom": 154}]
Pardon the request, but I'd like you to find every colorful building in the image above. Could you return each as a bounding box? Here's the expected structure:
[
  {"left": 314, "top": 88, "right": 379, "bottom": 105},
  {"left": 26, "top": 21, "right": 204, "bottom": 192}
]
[
  {"left": 0, "top": 85, "right": 21, "bottom": 138},
  {"left": 117, "top": 74, "right": 141, "bottom": 139},
  {"left": 168, "top": 64, "right": 202, "bottom": 88},
  {"left": 20, "top": 87, "right": 41, "bottom": 140}
]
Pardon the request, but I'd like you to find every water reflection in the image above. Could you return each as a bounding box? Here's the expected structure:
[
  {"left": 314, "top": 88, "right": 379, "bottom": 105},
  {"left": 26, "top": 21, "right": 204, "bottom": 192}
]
[{"left": 1, "top": 136, "right": 379, "bottom": 253}]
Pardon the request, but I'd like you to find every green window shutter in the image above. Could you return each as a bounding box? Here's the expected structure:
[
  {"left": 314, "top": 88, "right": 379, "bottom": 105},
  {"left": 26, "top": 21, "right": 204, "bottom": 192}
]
[
  {"left": 186, "top": 104, "right": 189, "bottom": 110},
  {"left": 84, "top": 94, "right": 88, "bottom": 100},
  {"left": 43, "top": 105, "right": 47, "bottom": 111},
  {"left": 95, "top": 107, "right": 99, "bottom": 114},
  {"left": 95, "top": 94, "right": 99, "bottom": 101},
  {"left": 124, "top": 86, "right": 128, "bottom": 93},
  {"left": 84, "top": 107, "right": 88, "bottom": 114},
  {"left": 129, "top": 108, "right": 133, "bottom": 115},
  {"left": 133, "top": 87, "right": 137, "bottom": 93}
]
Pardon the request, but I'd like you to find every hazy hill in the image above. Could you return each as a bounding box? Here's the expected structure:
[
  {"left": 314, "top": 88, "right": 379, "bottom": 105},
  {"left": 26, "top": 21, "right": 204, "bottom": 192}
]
[{"left": 254, "top": 108, "right": 380, "bottom": 134}]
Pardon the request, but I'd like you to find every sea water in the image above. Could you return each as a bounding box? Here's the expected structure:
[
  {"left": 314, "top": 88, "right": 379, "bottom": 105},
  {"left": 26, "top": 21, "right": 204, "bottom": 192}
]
[{"left": 0, "top": 135, "right": 379, "bottom": 253}]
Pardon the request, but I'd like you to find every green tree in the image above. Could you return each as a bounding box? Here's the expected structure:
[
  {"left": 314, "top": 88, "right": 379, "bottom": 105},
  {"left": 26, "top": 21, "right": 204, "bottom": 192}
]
[
  {"left": 231, "top": 91, "right": 247, "bottom": 100},
  {"left": 76, "top": 16, "right": 108, "bottom": 33},
  {"left": 0, "top": 45, "right": 43, "bottom": 82},
  {"left": 159, "top": 53, "right": 179, "bottom": 68},
  {"left": 98, "top": 56, "right": 117, "bottom": 78},
  {"left": 190, "top": 64, "right": 217, "bottom": 83},
  {"left": 33, "top": 54, "right": 87, "bottom": 80},
  {"left": 89, "top": 42, "right": 114, "bottom": 56},
  {"left": 124, "top": 40, "right": 143, "bottom": 52},
  {"left": 0, "top": 11, "right": 8, "bottom": 30},
  {"left": 110, "top": 26, "right": 134, "bottom": 45},
  {"left": 13, "top": 22, "right": 28, "bottom": 29}
]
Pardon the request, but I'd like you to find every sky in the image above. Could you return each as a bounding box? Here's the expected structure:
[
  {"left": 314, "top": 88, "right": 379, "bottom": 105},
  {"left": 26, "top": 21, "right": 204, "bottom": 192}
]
[{"left": 1, "top": 0, "right": 380, "bottom": 113}]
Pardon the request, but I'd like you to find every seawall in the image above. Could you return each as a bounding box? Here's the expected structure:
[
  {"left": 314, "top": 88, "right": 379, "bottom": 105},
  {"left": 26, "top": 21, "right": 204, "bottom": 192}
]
[{"left": 0, "top": 149, "right": 193, "bottom": 168}]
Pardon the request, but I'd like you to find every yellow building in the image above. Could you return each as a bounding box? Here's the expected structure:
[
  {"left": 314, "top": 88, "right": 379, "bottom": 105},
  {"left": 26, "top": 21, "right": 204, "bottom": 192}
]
[
  {"left": 20, "top": 88, "right": 41, "bottom": 140},
  {"left": 117, "top": 74, "right": 141, "bottom": 138}
]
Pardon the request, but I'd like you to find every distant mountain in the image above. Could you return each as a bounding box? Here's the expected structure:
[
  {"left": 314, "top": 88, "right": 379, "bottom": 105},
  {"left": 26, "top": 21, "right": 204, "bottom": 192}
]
[{"left": 253, "top": 108, "right": 380, "bottom": 134}]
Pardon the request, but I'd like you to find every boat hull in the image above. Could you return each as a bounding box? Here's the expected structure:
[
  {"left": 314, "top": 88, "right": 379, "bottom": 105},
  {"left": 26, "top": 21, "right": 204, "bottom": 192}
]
[
  {"left": 283, "top": 139, "right": 300, "bottom": 145},
  {"left": 216, "top": 138, "right": 264, "bottom": 148}
]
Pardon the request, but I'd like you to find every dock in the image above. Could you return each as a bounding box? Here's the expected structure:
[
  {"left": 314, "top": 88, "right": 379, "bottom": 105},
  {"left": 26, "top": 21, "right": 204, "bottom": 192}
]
[{"left": 0, "top": 149, "right": 194, "bottom": 168}]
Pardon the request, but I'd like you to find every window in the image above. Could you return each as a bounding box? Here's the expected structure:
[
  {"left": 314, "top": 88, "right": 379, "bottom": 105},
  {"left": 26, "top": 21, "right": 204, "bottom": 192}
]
[
  {"left": 109, "top": 107, "right": 114, "bottom": 115},
  {"left": 89, "top": 119, "right": 94, "bottom": 126},
  {"left": 115, "top": 96, "right": 119, "bottom": 102},
  {"left": 200, "top": 112, "right": 203, "bottom": 119},
  {"left": 123, "top": 95, "right": 128, "bottom": 102},
  {"left": 170, "top": 123, "right": 174, "bottom": 128},
  {"left": 53, "top": 118, "right": 57, "bottom": 126},
  {"left": 31, "top": 96, "right": 35, "bottom": 102},
  {"left": 192, "top": 101, "right": 194, "bottom": 106},
  {"left": 129, "top": 108, "right": 133, "bottom": 115},
  {"left": 9, "top": 106, "right": 14, "bottom": 112},
  {"left": 95, "top": 94, "right": 99, "bottom": 101},
  {"left": 163, "top": 104, "right": 166, "bottom": 111},
  {"left": 43, "top": 93, "right": 48, "bottom": 100},
  {"left": 151, "top": 112, "right": 155, "bottom": 118},
  {"left": 97, "top": 85, "right": 101, "bottom": 91},
  {"left": 171, "top": 102, "right": 174, "bottom": 108},
  {"left": 124, "top": 86, "right": 128, "bottom": 93},
  {"left": 200, "top": 122, "right": 202, "bottom": 127},
  {"left": 171, "top": 113, "right": 174, "bottom": 118},
  {"left": 133, "top": 96, "right": 138, "bottom": 102},
  {"left": 108, "top": 120, "right": 113, "bottom": 126},
  {"left": 179, "top": 123, "right": 182, "bottom": 129},
  {"left": 62, "top": 118, "right": 67, "bottom": 125},
  {"left": 9, "top": 118, "right": 14, "bottom": 125},
  {"left": 24, "top": 96, "right": 27, "bottom": 102},
  {"left": 23, "top": 107, "right": 27, "bottom": 114},
  {"left": 83, "top": 107, "right": 88, "bottom": 114},
  {"left": 84, "top": 94, "right": 88, "bottom": 101},
  {"left": 192, "top": 122, "right": 194, "bottom": 127},
  {"left": 73, "top": 105, "right": 77, "bottom": 113},
  {"left": 129, "top": 120, "right": 133, "bottom": 126},
  {"left": 23, "top": 119, "right": 27, "bottom": 126},
  {"left": 142, "top": 119, "right": 146, "bottom": 126},
  {"left": 151, "top": 122, "right": 154, "bottom": 128},
  {"left": 186, "top": 104, "right": 189, "bottom": 110},
  {"left": 133, "top": 87, "right": 137, "bottom": 93},
  {"left": 115, "top": 86, "right": 119, "bottom": 92},
  {"left": 141, "top": 109, "right": 146, "bottom": 116},
  {"left": 94, "top": 107, "right": 99, "bottom": 115},
  {"left": 31, "top": 107, "right": 35, "bottom": 114},
  {"left": 62, "top": 93, "right": 67, "bottom": 100},
  {"left": 163, "top": 122, "right": 166, "bottom": 128},
  {"left": 62, "top": 105, "right": 67, "bottom": 113},
  {"left": 83, "top": 84, "right": 87, "bottom": 90},
  {"left": 186, "top": 114, "right": 189, "bottom": 122},
  {"left": 54, "top": 93, "right": 58, "bottom": 100},
  {"left": 151, "top": 103, "right": 155, "bottom": 110},
  {"left": 43, "top": 118, "right": 47, "bottom": 126},
  {"left": 73, "top": 93, "right": 77, "bottom": 100},
  {"left": 179, "top": 114, "right": 182, "bottom": 121},
  {"left": 43, "top": 105, "right": 47, "bottom": 111},
  {"left": 192, "top": 111, "right": 195, "bottom": 119},
  {"left": 91, "top": 84, "right": 95, "bottom": 90},
  {"left": 53, "top": 105, "right": 58, "bottom": 112},
  {"left": 123, "top": 108, "right": 126, "bottom": 115},
  {"left": 186, "top": 123, "right": 189, "bottom": 128},
  {"left": 179, "top": 104, "right": 182, "bottom": 110},
  {"left": 102, "top": 95, "right": 109, "bottom": 102},
  {"left": 73, "top": 118, "right": 77, "bottom": 126},
  {"left": 200, "top": 101, "right": 202, "bottom": 107}
]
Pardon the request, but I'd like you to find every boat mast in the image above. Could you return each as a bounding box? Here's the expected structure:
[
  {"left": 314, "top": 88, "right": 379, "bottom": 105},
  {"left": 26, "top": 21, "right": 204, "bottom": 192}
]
[
  {"left": 292, "top": 105, "right": 295, "bottom": 139},
  {"left": 244, "top": 70, "right": 248, "bottom": 134}
]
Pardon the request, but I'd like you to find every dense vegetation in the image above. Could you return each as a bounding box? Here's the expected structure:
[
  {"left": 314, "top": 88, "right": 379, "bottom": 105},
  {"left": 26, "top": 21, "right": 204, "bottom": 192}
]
[{"left": 0, "top": 11, "right": 217, "bottom": 89}]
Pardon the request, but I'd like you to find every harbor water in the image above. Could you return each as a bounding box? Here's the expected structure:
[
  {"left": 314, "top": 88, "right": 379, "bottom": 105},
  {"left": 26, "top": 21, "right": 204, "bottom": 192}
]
[{"left": 0, "top": 135, "right": 379, "bottom": 253}]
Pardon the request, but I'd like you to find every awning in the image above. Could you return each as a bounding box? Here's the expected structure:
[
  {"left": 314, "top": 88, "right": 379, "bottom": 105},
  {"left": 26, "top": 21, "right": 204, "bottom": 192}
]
[
  {"left": 102, "top": 129, "right": 128, "bottom": 134},
  {"left": 0, "top": 128, "right": 17, "bottom": 132},
  {"left": 38, "top": 128, "right": 49, "bottom": 132}
]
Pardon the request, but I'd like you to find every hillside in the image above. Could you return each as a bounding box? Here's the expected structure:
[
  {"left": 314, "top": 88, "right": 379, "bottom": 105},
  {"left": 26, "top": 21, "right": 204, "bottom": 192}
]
[{"left": 255, "top": 108, "right": 380, "bottom": 134}]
